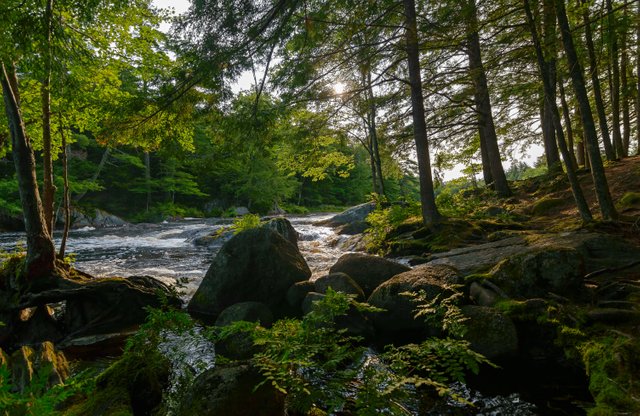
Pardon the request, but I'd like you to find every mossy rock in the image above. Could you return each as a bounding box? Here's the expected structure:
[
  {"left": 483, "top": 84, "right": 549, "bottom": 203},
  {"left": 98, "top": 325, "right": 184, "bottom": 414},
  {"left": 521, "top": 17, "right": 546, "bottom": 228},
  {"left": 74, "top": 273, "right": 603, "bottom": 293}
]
[
  {"left": 531, "top": 197, "right": 565, "bottom": 216},
  {"left": 64, "top": 349, "right": 170, "bottom": 416},
  {"left": 177, "top": 362, "right": 285, "bottom": 416},
  {"left": 488, "top": 246, "right": 585, "bottom": 299},
  {"left": 616, "top": 192, "right": 640, "bottom": 211},
  {"left": 579, "top": 336, "right": 640, "bottom": 415}
]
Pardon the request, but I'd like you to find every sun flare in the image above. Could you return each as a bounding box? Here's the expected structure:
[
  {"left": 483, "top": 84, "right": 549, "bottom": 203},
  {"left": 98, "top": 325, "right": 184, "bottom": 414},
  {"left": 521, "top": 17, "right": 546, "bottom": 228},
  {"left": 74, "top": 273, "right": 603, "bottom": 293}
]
[{"left": 333, "top": 81, "right": 345, "bottom": 95}]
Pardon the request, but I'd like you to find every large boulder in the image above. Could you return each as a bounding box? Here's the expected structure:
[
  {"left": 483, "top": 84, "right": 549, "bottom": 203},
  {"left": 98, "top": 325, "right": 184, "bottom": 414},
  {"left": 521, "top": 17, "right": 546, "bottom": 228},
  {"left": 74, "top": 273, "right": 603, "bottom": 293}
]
[
  {"left": 262, "top": 217, "right": 299, "bottom": 247},
  {"left": 188, "top": 228, "right": 311, "bottom": 319},
  {"left": 316, "top": 202, "right": 375, "bottom": 227},
  {"left": 314, "top": 272, "right": 365, "bottom": 301},
  {"left": 329, "top": 253, "right": 410, "bottom": 297},
  {"left": 460, "top": 305, "right": 518, "bottom": 360},
  {"left": 489, "top": 247, "right": 585, "bottom": 298},
  {"left": 367, "top": 264, "right": 461, "bottom": 341},
  {"left": 177, "top": 363, "right": 285, "bottom": 416}
]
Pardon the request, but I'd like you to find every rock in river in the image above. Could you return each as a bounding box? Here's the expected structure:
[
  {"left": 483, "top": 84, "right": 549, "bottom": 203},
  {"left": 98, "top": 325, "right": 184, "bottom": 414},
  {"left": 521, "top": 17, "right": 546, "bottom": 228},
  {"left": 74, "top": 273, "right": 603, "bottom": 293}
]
[{"left": 188, "top": 227, "right": 311, "bottom": 320}]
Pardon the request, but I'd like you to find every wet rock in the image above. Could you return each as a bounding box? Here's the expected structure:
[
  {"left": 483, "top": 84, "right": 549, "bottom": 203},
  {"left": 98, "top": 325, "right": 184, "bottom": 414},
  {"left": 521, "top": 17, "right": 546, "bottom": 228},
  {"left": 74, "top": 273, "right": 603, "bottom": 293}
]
[
  {"left": 286, "top": 280, "right": 315, "bottom": 311},
  {"left": 489, "top": 247, "right": 584, "bottom": 299},
  {"left": 316, "top": 202, "right": 375, "bottom": 227},
  {"left": 469, "top": 281, "right": 505, "bottom": 307},
  {"left": 330, "top": 253, "right": 410, "bottom": 297},
  {"left": 336, "top": 221, "right": 369, "bottom": 235},
  {"left": 215, "top": 302, "right": 273, "bottom": 360},
  {"left": 234, "top": 206, "right": 250, "bottom": 216},
  {"left": 215, "top": 302, "right": 274, "bottom": 327},
  {"left": 314, "top": 272, "right": 365, "bottom": 301},
  {"left": 71, "top": 208, "right": 128, "bottom": 229},
  {"left": 188, "top": 228, "right": 311, "bottom": 319},
  {"left": 177, "top": 363, "right": 285, "bottom": 416},
  {"left": 367, "top": 264, "right": 461, "bottom": 341},
  {"left": 461, "top": 305, "right": 518, "bottom": 360},
  {"left": 262, "top": 217, "right": 298, "bottom": 247},
  {"left": 93, "top": 209, "right": 128, "bottom": 228}
]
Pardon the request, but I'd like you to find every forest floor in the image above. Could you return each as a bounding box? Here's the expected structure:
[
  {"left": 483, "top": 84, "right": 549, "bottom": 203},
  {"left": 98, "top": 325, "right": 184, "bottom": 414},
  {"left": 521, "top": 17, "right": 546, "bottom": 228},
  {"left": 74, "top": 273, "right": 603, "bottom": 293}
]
[{"left": 510, "top": 155, "right": 640, "bottom": 239}]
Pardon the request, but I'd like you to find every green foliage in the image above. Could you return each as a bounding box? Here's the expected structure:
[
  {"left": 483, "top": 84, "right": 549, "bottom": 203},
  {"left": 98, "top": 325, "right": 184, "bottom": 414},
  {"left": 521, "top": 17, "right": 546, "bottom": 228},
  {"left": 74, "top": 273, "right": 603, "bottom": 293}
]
[
  {"left": 383, "top": 338, "right": 491, "bottom": 388},
  {"left": 407, "top": 285, "right": 468, "bottom": 339},
  {"left": 231, "top": 213, "right": 262, "bottom": 234},
  {"left": 249, "top": 289, "right": 365, "bottom": 413},
  {"left": 435, "top": 179, "right": 486, "bottom": 219},
  {"left": 0, "top": 176, "right": 21, "bottom": 216},
  {"left": 0, "top": 364, "right": 93, "bottom": 416},
  {"left": 579, "top": 336, "right": 640, "bottom": 415},
  {"left": 365, "top": 202, "right": 421, "bottom": 254}
]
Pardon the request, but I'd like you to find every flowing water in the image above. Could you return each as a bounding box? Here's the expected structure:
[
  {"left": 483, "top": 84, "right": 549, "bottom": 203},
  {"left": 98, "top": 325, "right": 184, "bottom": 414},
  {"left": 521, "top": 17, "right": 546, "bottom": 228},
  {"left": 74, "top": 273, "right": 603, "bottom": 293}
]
[
  {"left": 0, "top": 214, "right": 582, "bottom": 415},
  {"left": 0, "top": 214, "right": 345, "bottom": 299}
]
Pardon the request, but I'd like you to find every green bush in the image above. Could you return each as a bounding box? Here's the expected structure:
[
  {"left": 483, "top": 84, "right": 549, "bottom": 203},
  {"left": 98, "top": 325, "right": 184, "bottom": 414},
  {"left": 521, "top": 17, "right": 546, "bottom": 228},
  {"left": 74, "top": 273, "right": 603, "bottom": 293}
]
[{"left": 231, "top": 213, "right": 262, "bottom": 234}]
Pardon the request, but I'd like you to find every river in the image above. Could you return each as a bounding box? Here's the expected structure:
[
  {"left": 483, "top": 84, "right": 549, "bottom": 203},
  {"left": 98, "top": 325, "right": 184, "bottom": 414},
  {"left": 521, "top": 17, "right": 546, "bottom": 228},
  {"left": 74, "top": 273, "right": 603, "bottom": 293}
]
[
  {"left": 0, "top": 214, "right": 345, "bottom": 299},
  {"left": 0, "top": 214, "right": 586, "bottom": 415}
]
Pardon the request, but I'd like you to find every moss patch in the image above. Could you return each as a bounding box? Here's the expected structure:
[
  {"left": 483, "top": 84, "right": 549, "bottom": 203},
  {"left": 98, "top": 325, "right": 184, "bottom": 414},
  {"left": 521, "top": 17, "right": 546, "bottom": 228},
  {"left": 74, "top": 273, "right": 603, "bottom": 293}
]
[
  {"left": 616, "top": 192, "right": 640, "bottom": 211},
  {"left": 63, "top": 349, "right": 170, "bottom": 416},
  {"left": 579, "top": 336, "right": 640, "bottom": 415},
  {"left": 531, "top": 197, "right": 565, "bottom": 216}
]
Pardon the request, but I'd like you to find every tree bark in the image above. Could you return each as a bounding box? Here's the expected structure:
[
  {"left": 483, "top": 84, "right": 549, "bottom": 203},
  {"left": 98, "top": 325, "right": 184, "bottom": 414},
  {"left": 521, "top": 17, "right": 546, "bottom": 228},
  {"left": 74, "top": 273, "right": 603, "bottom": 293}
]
[
  {"left": 465, "top": 0, "right": 511, "bottom": 196},
  {"left": 404, "top": 0, "right": 441, "bottom": 225},
  {"left": 541, "top": 0, "right": 562, "bottom": 174},
  {"left": 556, "top": 0, "right": 617, "bottom": 221},
  {"left": 606, "top": 0, "right": 625, "bottom": 158},
  {"left": 478, "top": 128, "right": 493, "bottom": 186},
  {"left": 582, "top": 0, "right": 616, "bottom": 161},
  {"left": 42, "top": 0, "right": 56, "bottom": 234},
  {"left": 366, "top": 70, "right": 385, "bottom": 196},
  {"left": 558, "top": 74, "right": 577, "bottom": 167},
  {"left": 523, "top": 0, "right": 592, "bottom": 222},
  {"left": 620, "top": 8, "right": 630, "bottom": 156},
  {"left": 1, "top": 62, "right": 56, "bottom": 279},
  {"left": 637, "top": 0, "right": 640, "bottom": 155},
  {"left": 58, "top": 126, "right": 71, "bottom": 259}
]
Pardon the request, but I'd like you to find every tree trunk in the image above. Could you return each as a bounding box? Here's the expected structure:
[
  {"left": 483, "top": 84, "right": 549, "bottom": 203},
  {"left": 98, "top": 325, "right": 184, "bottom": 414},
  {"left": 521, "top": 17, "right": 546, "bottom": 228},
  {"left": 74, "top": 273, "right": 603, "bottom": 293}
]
[
  {"left": 1, "top": 62, "right": 56, "bottom": 279},
  {"left": 366, "top": 71, "right": 385, "bottom": 196},
  {"left": 582, "top": 0, "right": 616, "bottom": 161},
  {"left": 144, "top": 151, "right": 151, "bottom": 212},
  {"left": 58, "top": 126, "right": 71, "bottom": 259},
  {"left": 404, "top": 0, "right": 441, "bottom": 225},
  {"left": 466, "top": 0, "right": 511, "bottom": 196},
  {"left": 637, "top": 0, "right": 640, "bottom": 155},
  {"left": 556, "top": 0, "right": 617, "bottom": 221},
  {"left": 620, "top": 9, "right": 630, "bottom": 156},
  {"left": 42, "top": 0, "right": 56, "bottom": 234},
  {"left": 74, "top": 148, "right": 110, "bottom": 202},
  {"left": 541, "top": 0, "right": 562, "bottom": 174},
  {"left": 606, "top": 0, "right": 625, "bottom": 158},
  {"left": 478, "top": 128, "right": 493, "bottom": 186},
  {"left": 558, "top": 74, "right": 577, "bottom": 167},
  {"left": 523, "top": 0, "right": 592, "bottom": 222}
]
